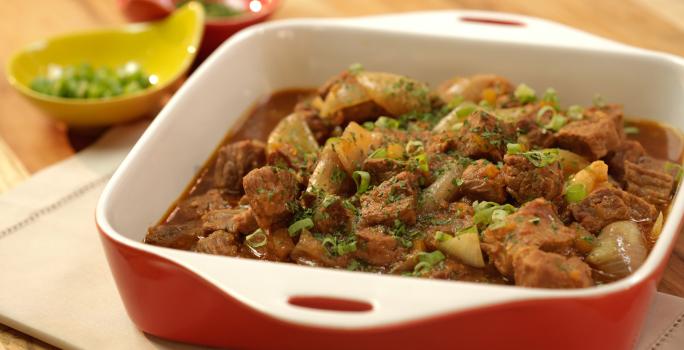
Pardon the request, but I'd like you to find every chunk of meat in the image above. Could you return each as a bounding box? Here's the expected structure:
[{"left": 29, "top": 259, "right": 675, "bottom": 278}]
[
  {"left": 360, "top": 171, "right": 419, "bottom": 226},
  {"left": 460, "top": 159, "right": 507, "bottom": 203},
  {"left": 623, "top": 160, "right": 674, "bottom": 209},
  {"left": 174, "top": 189, "right": 229, "bottom": 221},
  {"left": 512, "top": 247, "right": 593, "bottom": 288},
  {"left": 456, "top": 111, "right": 514, "bottom": 162},
  {"left": 201, "top": 207, "right": 257, "bottom": 234},
  {"left": 422, "top": 202, "right": 475, "bottom": 251},
  {"left": 243, "top": 166, "right": 300, "bottom": 229},
  {"left": 354, "top": 226, "right": 405, "bottom": 267},
  {"left": 606, "top": 140, "right": 646, "bottom": 181},
  {"left": 569, "top": 187, "right": 657, "bottom": 233},
  {"left": 502, "top": 154, "right": 564, "bottom": 203},
  {"left": 313, "top": 194, "right": 354, "bottom": 234},
  {"left": 194, "top": 230, "right": 239, "bottom": 256},
  {"left": 290, "top": 231, "right": 351, "bottom": 267},
  {"left": 555, "top": 110, "right": 622, "bottom": 160},
  {"left": 362, "top": 158, "right": 404, "bottom": 185},
  {"left": 214, "top": 140, "right": 266, "bottom": 193},
  {"left": 481, "top": 199, "right": 578, "bottom": 278},
  {"left": 146, "top": 221, "right": 204, "bottom": 250}
]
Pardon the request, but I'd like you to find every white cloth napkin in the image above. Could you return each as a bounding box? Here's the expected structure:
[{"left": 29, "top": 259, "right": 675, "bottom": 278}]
[{"left": 0, "top": 123, "right": 683, "bottom": 350}]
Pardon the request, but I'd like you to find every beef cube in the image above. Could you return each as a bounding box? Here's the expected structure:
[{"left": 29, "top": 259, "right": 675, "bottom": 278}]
[
  {"left": 232, "top": 207, "right": 259, "bottom": 234},
  {"left": 360, "top": 171, "right": 419, "bottom": 226},
  {"left": 354, "top": 226, "right": 405, "bottom": 267},
  {"left": 555, "top": 110, "right": 622, "bottom": 160},
  {"left": 502, "top": 154, "right": 564, "bottom": 203},
  {"left": 606, "top": 140, "right": 646, "bottom": 181},
  {"left": 194, "top": 230, "right": 239, "bottom": 256},
  {"left": 512, "top": 246, "right": 593, "bottom": 288},
  {"left": 146, "top": 221, "right": 204, "bottom": 250},
  {"left": 313, "top": 195, "right": 354, "bottom": 234},
  {"left": 423, "top": 202, "right": 474, "bottom": 251},
  {"left": 290, "top": 231, "right": 351, "bottom": 268},
  {"left": 243, "top": 166, "right": 300, "bottom": 229},
  {"left": 623, "top": 160, "right": 674, "bottom": 209},
  {"left": 214, "top": 140, "right": 266, "bottom": 193},
  {"left": 569, "top": 187, "right": 657, "bottom": 233},
  {"left": 362, "top": 158, "right": 404, "bottom": 185},
  {"left": 460, "top": 159, "right": 507, "bottom": 203},
  {"left": 175, "top": 189, "right": 229, "bottom": 221},
  {"left": 481, "top": 199, "right": 577, "bottom": 277},
  {"left": 201, "top": 207, "right": 257, "bottom": 234},
  {"left": 456, "top": 110, "right": 513, "bottom": 162}
]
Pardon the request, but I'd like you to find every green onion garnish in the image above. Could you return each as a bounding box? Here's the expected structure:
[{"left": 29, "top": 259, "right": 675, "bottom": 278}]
[
  {"left": 473, "top": 201, "right": 517, "bottom": 229},
  {"left": 348, "top": 63, "right": 364, "bottom": 75},
  {"left": 413, "top": 251, "right": 446, "bottom": 275},
  {"left": 375, "top": 116, "right": 400, "bottom": 129},
  {"left": 514, "top": 83, "right": 537, "bottom": 104},
  {"left": 592, "top": 94, "right": 606, "bottom": 108},
  {"left": 506, "top": 143, "right": 524, "bottom": 155},
  {"left": 447, "top": 95, "right": 464, "bottom": 109},
  {"left": 245, "top": 228, "right": 268, "bottom": 248},
  {"left": 369, "top": 148, "right": 387, "bottom": 159},
  {"left": 664, "top": 162, "right": 684, "bottom": 182},
  {"left": 362, "top": 121, "right": 375, "bottom": 131},
  {"left": 521, "top": 149, "right": 560, "bottom": 167},
  {"left": 624, "top": 126, "right": 640, "bottom": 135},
  {"left": 288, "top": 218, "right": 313, "bottom": 237},
  {"left": 536, "top": 105, "right": 556, "bottom": 120},
  {"left": 542, "top": 88, "right": 560, "bottom": 110},
  {"left": 566, "top": 105, "right": 584, "bottom": 120},
  {"left": 565, "top": 183, "right": 587, "bottom": 203},
  {"left": 545, "top": 114, "right": 567, "bottom": 132},
  {"left": 455, "top": 225, "right": 479, "bottom": 236},
  {"left": 411, "top": 153, "right": 429, "bottom": 172},
  {"left": 353, "top": 170, "right": 371, "bottom": 194}
]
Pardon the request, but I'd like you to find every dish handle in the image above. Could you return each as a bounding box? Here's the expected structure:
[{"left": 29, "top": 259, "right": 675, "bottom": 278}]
[{"left": 345, "top": 10, "right": 635, "bottom": 52}]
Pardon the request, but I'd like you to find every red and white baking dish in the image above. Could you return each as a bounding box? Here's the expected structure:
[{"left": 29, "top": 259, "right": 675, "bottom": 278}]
[{"left": 95, "top": 11, "right": 684, "bottom": 350}]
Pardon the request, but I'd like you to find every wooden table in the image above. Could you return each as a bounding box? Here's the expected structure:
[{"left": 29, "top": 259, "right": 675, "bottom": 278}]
[{"left": 1, "top": 0, "right": 683, "bottom": 348}]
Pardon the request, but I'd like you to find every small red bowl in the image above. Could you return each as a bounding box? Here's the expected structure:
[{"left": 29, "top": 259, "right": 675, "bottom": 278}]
[{"left": 117, "top": 0, "right": 281, "bottom": 60}]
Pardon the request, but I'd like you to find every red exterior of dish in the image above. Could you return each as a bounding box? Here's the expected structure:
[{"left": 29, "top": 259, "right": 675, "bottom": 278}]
[{"left": 98, "top": 224, "right": 672, "bottom": 350}]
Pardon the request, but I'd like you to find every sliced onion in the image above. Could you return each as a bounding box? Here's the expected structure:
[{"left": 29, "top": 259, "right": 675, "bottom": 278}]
[
  {"left": 437, "top": 226, "right": 485, "bottom": 268},
  {"left": 586, "top": 220, "right": 648, "bottom": 278}
]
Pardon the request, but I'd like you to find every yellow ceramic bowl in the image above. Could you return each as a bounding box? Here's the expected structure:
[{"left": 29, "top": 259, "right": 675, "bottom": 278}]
[{"left": 6, "top": 2, "right": 204, "bottom": 127}]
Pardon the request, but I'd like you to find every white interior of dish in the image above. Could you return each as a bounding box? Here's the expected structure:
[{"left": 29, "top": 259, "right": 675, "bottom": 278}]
[{"left": 96, "top": 16, "right": 684, "bottom": 329}]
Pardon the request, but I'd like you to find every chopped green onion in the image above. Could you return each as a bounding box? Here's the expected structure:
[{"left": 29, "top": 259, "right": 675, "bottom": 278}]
[
  {"left": 624, "top": 126, "right": 640, "bottom": 135},
  {"left": 337, "top": 240, "right": 357, "bottom": 255},
  {"left": 435, "top": 231, "right": 451, "bottom": 242},
  {"left": 565, "top": 183, "right": 587, "bottom": 203},
  {"left": 375, "top": 116, "right": 400, "bottom": 129},
  {"left": 454, "top": 102, "right": 478, "bottom": 118},
  {"left": 325, "top": 137, "right": 340, "bottom": 147},
  {"left": 348, "top": 63, "right": 364, "bottom": 75},
  {"left": 288, "top": 218, "right": 314, "bottom": 237},
  {"left": 411, "top": 153, "right": 429, "bottom": 172},
  {"left": 545, "top": 114, "right": 567, "bottom": 132},
  {"left": 592, "top": 94, "right": 606, "bottom": 108},
  {"left": 473, "top": 201, "right": 517, "bottom": 229},
  {"left": 362, "top": 121, "right": 375, "bottom": 131},
  {"left": 514, "top": 83, "right": 537, "bottom": 104},
  {"left": 245, "top": 229, "right": 268, "bottom": 248},
  {"left": 405, "top": 140, "right": 425, "bottom": 156},
  {"left": 478, "top": 99, "right": 493, "bottom": 110},
  {"left": 542, "top": 88, "right": 560, "bottom": 110},
  {"left": 369, "top": 148, "right": 387, "bottom": 159},
  {"left": 352, "top": 170, "right": 371, "bottom": 194},
  {"left": 413, "top": 250, "right": 446, "bottom": 275},
  {"left": 664, "top": 162, "right": 684, "bottom": 182},
  {"left": 566, "top": 105, "right": 584, "bottom": 120},
  {"left": 521, "top": 149, "right": 560, "bottom": 168},
  {"left": 536, "top": 105, "right": 556, "bottom": 120},
  {"left": 451, "top": 122, "right": 464, "bottom": 131},
  {"left": 321, "top": 235, "right": 357, "bottom": 256},
  {"left": 506, "top": 143, "right": 524, "bottom": 155}
]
